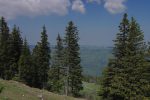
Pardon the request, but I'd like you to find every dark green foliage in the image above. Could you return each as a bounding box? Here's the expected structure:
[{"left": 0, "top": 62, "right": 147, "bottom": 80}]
[
  {"left": 0, "top": 84, "right": 4, "bottom": 93},
  {"left": 32, "top": 45, "right": 41, "bottom": 88},
  {"left": 8, "top": 25, "right": 23, "bottom": 79},
  {"left": 48, "top": 34, "right": 64, "bottom": 93},
  {"left": 0, "top": 18, "right": 22, "bottom": 80},
  {"left": 0, "top": 17, "right": 10, "bottom": 79},
  {"left": 101, "top": 13, "right": 130, "bottom": 100},
  {"left": 19, "top": 38, "right": 35, "bottom": 86},
  {"left": 124, "top": 17, "right": 149, "bottom": 99},
  {"left": 64, "top": 21, "right": 83, "bottom": 96},
  {"left": 143, "top": 43, "right": 150, "bottom": 97},
  {"left": 101, "top": 14, "right": 149, "bottom": 99},
  {"left": 32, "top": 26, "right": 50, "bottom": 88},
  {"left": 83, "top": 74, "right": 100, "bottom": 83}
]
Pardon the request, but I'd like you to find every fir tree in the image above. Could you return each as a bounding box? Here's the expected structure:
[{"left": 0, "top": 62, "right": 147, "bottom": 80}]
[
  {"left": 48, "top": 34, "right": 64, "bottom": 93},
  {"left": 32, "top": 44, "right": 41, "bottom": 88},
  {"left": 64, "top": 21, "right": 83, "bottom": 96},
  {"left": 101, "top": 14, "right": 149, "bottom": 99},
  {"left": 145, "top": 42, "right": 150, "bottom": 97},
  {"left": 0, "top": 17, "right": 10, "bottom": 79},
  {"left": 124, "top": 17, "right": 148, "bottom": 99},
  {"left": 8, "top": 25, "right": 23, "bottom": 79},
  {"left": 32, "top": 26, "right": 50, "bottom": 88},
  {"left": 19, "top": 38, "right": 34, "bottom": 86},
  {"left": 101, "top": 13, "right": 130, "bottom": 99}
]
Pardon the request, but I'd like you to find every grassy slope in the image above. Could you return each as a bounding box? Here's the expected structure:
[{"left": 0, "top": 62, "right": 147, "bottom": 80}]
[
  {"left": 81, "top": 82, "right": 101, "bottom": 100},
  {"left": 0, "top": 79, "right": 85, "bottom": 100}
]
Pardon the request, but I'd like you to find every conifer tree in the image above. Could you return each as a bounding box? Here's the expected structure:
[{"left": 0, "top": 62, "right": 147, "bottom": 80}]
[
  {"left": 145, "top": 42, "right": 150, "bottom": 97},
  {"left": 0, "top": 17, "right": 10, "bottom": 79},
  {"left": 19, "top": 38, "right": 34, "bottom": 86},
  {"left": 101, "top": 14, "right": 149, "bottom": 99},
  {"left": 32, "top": 44, "right": 41, "bottom": 88},
  {"left": 64, "top": 21, "right": 83, "bottom": 96},
  {"left": 8, "top": 25, "right": 23, "bottom": 78},
  {"left": 48, "top": 34, "right": 64, "bottom": 93},
  {"left": 32, "top": 26, "right": 50, "bottom": 88},
  {"left": 101, "top": 13, "right": 130, "bottom": 99},
  {"left": 124, "top": 17, "right": 148, "bottom": 99}
]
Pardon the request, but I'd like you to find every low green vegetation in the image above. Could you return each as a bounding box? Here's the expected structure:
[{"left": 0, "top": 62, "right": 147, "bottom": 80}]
[
  {"left": 0, "top": 79, "right": 84, "bottom": 100},
  {"left": 0, "top": 83, "right": 4, "bottom": 93},
  {"left": 81, "top": 82, "right": 101, "bottom": 100}
]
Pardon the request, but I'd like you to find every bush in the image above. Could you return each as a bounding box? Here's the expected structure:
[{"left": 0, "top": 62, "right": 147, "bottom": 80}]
[
  {"left": 12, "top": 74, "right": 20, "bottom": 82},
  {"left": 0, "top": 84, "right": 4, "bottom": 93}
]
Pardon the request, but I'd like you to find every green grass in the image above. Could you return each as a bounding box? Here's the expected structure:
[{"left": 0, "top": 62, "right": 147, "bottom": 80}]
[
  {"left": 81, "top": 82, "right": 102, "bottom": 100},
  {"left": 0, "top": 79, "right": 85, "bottom": 100},
  {"left": 82, "top": 82, "right": 99, "bottom": 92}
]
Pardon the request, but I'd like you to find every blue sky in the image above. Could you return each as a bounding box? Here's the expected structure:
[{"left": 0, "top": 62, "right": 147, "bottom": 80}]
[{"left": 1, "top": 0, "right": 150, "bottom": 46}]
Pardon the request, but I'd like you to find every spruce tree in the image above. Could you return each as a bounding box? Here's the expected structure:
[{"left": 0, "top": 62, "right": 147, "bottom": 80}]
[
  {"left": 19, "top": 38, "right": 34, "bottom": 86},
  {"left": 124, "top": 17, "right": 148, "bottom": 99},
  {"left": 101, "top": 14, "right": 149, "bottom": 99},
  {"left": 32, "top": 26, "right": 50, "bottom": 88},
  {"left": 0, "top": 17, "right": 10, "bottom": 79},
  {"left": 48, "top": 34, "right": 64, "bottom": 93},
  {"left": 8, "top": 25, "right": 23, "bottom": 79},
  {"left": 145, "top": 42, "right": 150, "bottom": 97},
  {"left": 32, "top": 44, "right": 41, "bottom": 88},
  {"left": 64, "top": 21, "right": 83, "bottom": 96},
  {"left": 101, "top": 13, "right": 130, "bottom": 99}
]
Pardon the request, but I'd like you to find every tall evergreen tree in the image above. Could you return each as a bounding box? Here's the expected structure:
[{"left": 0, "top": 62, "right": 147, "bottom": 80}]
[
  {"left": 145, "top": 42, "right": 150, "bottom": 97},
  {"left": 101, "top": 13, "right": 130, "bottom": 99},
  {"left": 0, "top": 17, "right": 10, "bottom": 79},
  {"left": 8, "top": 25, "right": 23, "bottom": 79},
  {"left": 64, "top": 21, "right": 83, "bottom": 96},
  {"left": 19, "top": 38, "right": 34, "bottom": 86},
  {"left": 48, "top": 34, "right": 64, "bottom": 93},
  {"left": 32, "top": 26, "right": 50, "bottom": 88},
  {"left": 32, "top": 44, "right": 41, "bottom": 88},
  {"left": 101, "top": 14, "right": 149, "bottom": 99},
  {"left": 124, "top": 17, "right": 149, "bottom": 99}
]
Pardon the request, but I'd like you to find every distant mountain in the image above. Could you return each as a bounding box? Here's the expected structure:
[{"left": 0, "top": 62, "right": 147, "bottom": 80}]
[
  {"left": 30, "top": 45, "right": 112, "bottom": 76},
  {"left": 80, "top": 46, "right": 112, "bottom": 76}
]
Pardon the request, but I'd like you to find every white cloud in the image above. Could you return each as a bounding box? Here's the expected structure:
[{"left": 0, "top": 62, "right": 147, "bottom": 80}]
[
  {"left": 0, "top": 0, "right": 71, "bottom": 19},
  {"left": 72, "top": 0, "right": 85, "bottom": 14},
  {"left": 0, "top": 0, "right": 128, "bottom": 19},
  {"left": 104, "top": 0, "right": 127, "bottom": 14}
]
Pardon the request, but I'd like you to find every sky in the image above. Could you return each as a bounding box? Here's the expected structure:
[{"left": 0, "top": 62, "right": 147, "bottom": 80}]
[{"left": 0, "top": 0, "right": 150, "bottom": 46}]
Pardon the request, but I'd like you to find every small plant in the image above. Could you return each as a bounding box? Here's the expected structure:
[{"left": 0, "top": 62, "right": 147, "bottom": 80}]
[{"left": 0, "top": 85, "right": 4, "bottom": 93}]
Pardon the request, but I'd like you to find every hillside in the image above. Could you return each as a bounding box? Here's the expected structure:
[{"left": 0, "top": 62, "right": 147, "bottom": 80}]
[
  {"left": 0, "top": 79, "right": 85, "bottom": 100},
  {"left": 30, "top": 45, "right": 112, "bottom": 76},
  {"left": 80, "top": 46, "right": 112, "bottom": 76}
]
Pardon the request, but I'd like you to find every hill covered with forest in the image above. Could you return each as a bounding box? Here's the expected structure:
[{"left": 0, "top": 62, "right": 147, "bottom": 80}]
[
  {"left": 30, "top": 45, "right": 112, "bottom": 76},
  {"left": 80, "top": 46, "right": 112, "bottom": 76}
]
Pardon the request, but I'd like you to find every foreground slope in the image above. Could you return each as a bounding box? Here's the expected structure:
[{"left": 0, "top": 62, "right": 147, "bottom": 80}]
[{"left": 0, "top": 79, "right": 84, "bottom": 100}]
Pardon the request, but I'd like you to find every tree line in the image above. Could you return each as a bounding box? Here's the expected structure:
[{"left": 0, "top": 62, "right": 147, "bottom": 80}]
[
  {"left": 100, "top": 13, "right": 150, "bottom": 100},
  {"left": 0, "top": 17, "right": 83, "bottom": 97},
  {"left": 1, "top": 13, "right": 150, "bottom": 99}
]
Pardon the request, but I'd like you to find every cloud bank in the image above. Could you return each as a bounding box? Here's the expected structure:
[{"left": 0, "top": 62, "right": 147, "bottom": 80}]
[
  {"left": 0, "top": 0, "right": 127, "bottom": 19},
  {"left": 0, "top": 0, "right": 70, "bottom": 19},
  {"left": 104, "top": 0, "right": 127, "bottom": 14}
]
